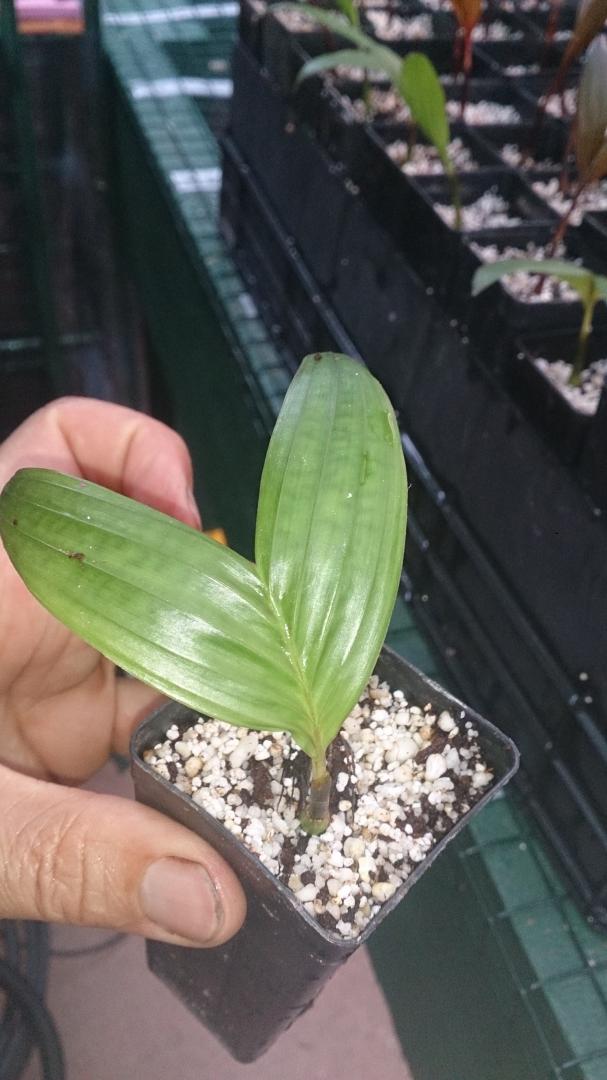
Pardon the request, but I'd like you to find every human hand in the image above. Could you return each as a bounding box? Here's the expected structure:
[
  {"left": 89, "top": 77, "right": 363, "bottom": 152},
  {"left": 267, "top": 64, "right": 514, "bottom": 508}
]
[{"left": 0, "top": 398, "right": 245, "bottom": 946}]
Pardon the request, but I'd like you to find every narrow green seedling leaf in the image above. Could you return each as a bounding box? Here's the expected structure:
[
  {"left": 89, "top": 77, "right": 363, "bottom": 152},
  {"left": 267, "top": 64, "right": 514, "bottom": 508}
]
[
  {"left": 335, "top": 0, "right": 360, "bottom": 28},
  {"left": 399, "top": 52, "right": 449, "bottom": 163},
  {"left": 283, "top": 8, "right": 461, "bottom": 227},
  {"left": 400, "top": 52, "right": 461, "bottom": 230},
  {"left": 472, "top": 258, "right": 607, "bottom": 383},
  {"left": 296, "top": 47, "right": 393, "bottom": 86},
  {"left": 472, "top": 257, "right": 607, "bottom": 305},
  {"left": 280, "top": 3, "right": 402, "bottom": 84},
  {"left": 0, "top": 353, "right": 407, "bottom": 834}
]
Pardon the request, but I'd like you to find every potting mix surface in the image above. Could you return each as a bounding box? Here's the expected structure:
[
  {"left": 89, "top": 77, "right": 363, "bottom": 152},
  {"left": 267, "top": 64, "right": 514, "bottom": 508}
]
[
  {"left": 534, "top": 356, "right": 607, "bottom": 414},
  {"left": 144, "top": 675, "right": 494, "bottom": 940}
]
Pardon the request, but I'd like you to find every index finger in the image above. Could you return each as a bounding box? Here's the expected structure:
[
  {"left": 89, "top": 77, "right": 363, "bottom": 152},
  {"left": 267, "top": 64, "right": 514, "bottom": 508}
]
[{"left": 0, "top": 397, "right": 201, "bottom": 528}]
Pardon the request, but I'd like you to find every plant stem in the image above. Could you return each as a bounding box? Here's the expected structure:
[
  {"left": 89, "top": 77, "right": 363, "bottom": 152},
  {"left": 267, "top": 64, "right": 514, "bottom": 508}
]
[
  {"left": 300, "top": 750, "right": 331, "bottom": 835},
  {"left": 460, "top": 29, "right": 473, "bottom": 120},
  {"left": 445, "top": 159, "right": 462, "bottom": 231},
  {"left": 362, "top": 72, "right": 372, "bottom": 118},
  {"left": 548, "top": 179, "right": 585, "bottom": 254},
  {"left": 571, "top": 289, "right": 596, "bottom": 387},
  {"left": 540, "top": 0, "right": 562, "bottom": 67}
]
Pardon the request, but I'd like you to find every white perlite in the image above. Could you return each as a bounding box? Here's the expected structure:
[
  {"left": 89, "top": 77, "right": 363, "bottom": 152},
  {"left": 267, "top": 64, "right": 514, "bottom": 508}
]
[
  {"left": 366, "top": 11, "right": 433, "bottom": 40},
  {"left": 532, "top": 178, "right": 607, "bottom": 225},
  {"left": 387, "top": 137, "right": 479, "bottom": 175},
  {"left": 533, "top": 357, "right": 607, "bottom": 415},
  {"left": 340, "top": 87, "right": 410, "bottom": 124},
  {"left": 437, "top": 189, "right": 522, "bottom": 231},
  {"left": 145, "top": 675, "right": 494, "bottom": 940},
  {"left": 447, "top": 100, "right": 521, "bottom": 125},
  {"left": 499, "top": 142, "right": 558, "bottom": 171},
  {"left": 541, "top": 87, "right": 577, "bottom": 120}
]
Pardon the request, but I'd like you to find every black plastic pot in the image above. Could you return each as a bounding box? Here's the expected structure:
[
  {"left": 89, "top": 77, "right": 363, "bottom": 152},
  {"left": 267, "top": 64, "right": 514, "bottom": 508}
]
[
  {"left": 402, "top": 168, "right": 556, "bottom": 299},
  {"left": 511, "top": 329, "right": 607, "bottom": 465},
  {"left": 474, "top": 37, "right": 565, "bottom": 77},
  {"left": 579, "top": 210, "right": 607, "bottom": 264},
  {"left": 580, "top": 382, "right": 607, "bottom": 516},
  {"left": 361, "top": 7, "right": 457, "bottom": 43},
  {"left": 444, "top": 77, "right": 535, "bottom": 127},
  {"left": 238, "top": 0, "right": 267, "bottom": 62},
  {"left": 364, "top": 30, "right": 494, "bottom": 78},
  {"left": 473, "top": 117, "right": 567, "bottom": 173},
  {"left": 131, "top": 645, "right": 518, "bottom": 1062},
  {"left": 516, "top": 71, "right": 578, "bottom": 121},
  {"left": 517, "top": 2, "right": 577, "bottom": 38}
]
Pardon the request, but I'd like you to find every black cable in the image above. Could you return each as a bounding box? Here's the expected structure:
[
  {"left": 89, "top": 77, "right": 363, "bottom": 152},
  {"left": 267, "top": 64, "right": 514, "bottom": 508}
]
[
  {"left": 50, "top": 930, "right": 126, "bottom": 958},
  {"left": 0, "top": 921, "right": 64, "bottom": 1080},
  {"left": 0, "top": 956, "right": 64, "bottom": 1080},
  {"left": 0, "top": 922, "right": 48, "bottom": 1080}
]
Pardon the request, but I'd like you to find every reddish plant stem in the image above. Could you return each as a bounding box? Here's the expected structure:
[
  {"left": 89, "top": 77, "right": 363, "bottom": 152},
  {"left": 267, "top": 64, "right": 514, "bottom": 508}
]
[
  {"left": 558, "top": 118, "right": 577, "bottom": 195},
  {"left": 532, "top": 181, "right": 586, "bottom": 297},
  {"left": 540, "top": 0, "right": 562, "bottom": 68},
  {"left": 548, "top": 181, "right": 585, "bottom": 255},
  {"left": 457, "top": 28, "right": 473, "bottom": 120}
]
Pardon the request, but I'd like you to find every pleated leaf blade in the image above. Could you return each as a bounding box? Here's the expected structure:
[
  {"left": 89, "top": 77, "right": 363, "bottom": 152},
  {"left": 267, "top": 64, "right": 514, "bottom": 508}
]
[
  {"left": 0, "top": 354, "right": 407, "bottom": 760},
  {"left": 256, "top": 353, "right": 407, "bottom": 756}
]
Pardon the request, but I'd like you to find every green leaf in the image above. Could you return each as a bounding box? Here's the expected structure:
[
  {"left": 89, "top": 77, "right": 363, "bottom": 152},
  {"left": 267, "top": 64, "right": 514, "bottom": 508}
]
[
  {"left": 0, "top": 354, "right": 407, "bottom": 762},
  {"left": 335, "top": 0, "right": 360, "bottom": 29},
  {"left": 277, "top": 3, "right": 402, "bottom": 83},
  {"left": 471, "top": 257, "right": 607, "bottom": 307},
  {"left": 256, "top": 353, "right": 407, "bottom": 756},
  {"left": 399, "top": 52, "right": 450, "bottom": 163},
  {"left": 296, "top": 47, "right": 390, "bottom": 86}
]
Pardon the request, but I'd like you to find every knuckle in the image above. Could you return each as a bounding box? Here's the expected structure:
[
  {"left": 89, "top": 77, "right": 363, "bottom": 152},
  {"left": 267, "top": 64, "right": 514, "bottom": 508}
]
[
  {"left": 31, "top": 804, "right": 90, "bottom": 923},
  {"left": 7, "top": 797, "right": 108, "bottom": 926}
]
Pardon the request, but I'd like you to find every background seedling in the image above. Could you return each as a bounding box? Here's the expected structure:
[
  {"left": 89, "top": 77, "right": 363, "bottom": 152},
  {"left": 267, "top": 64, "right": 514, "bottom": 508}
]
[
  {"left": 472, "top": 258, "right": 607, "bottom": 385},
  {"left": 285, "top": 5, "right": 462, "bottom": 228}
]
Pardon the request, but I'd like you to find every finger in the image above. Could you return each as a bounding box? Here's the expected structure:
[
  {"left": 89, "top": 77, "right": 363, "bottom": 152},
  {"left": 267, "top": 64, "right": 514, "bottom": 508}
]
[
  {"left": 0, "top": 765, "right": 246, "bottom": 946},
  {"left": 113, "top": 677, "right": 168, "bottom": 757},
  {"left": 0, "top": 397, "right": 201, "bottom": 528}
]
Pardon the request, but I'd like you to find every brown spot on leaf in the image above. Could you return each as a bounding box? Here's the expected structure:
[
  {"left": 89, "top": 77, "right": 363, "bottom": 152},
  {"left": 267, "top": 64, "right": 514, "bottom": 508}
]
[{"left": 67, "top": 551, "right": 85, "bottom": 561}]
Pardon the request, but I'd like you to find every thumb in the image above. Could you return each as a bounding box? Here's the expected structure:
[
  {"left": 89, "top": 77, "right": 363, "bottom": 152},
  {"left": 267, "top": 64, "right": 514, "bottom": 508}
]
[{"left": 0, "top": 766, "right": 246, "bottom": 946}]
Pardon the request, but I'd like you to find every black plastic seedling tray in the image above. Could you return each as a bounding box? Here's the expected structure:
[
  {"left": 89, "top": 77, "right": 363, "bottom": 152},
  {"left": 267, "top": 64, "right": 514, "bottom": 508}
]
[{"left": 222, "top": 21, "right": 607, "bottom": 929}]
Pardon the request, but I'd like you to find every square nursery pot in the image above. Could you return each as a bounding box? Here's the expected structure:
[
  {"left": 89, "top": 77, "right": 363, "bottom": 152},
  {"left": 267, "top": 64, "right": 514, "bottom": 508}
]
[
  {"left": 580, "top": 210, "right": 607, "bottom": 264},
  {"left": 581, "top": 381, "right": 607, "bottom": 515},
  {"left": 474, "top": 37, "right": 566, "bottom": 78},
  {"left": 511, "top": 330, "right": 607, "bottom": 465},
  {"left": 131, "top": 645, "right": 518, "bottom": 1063},
  {"left": 403, "top": 168, "right": 555, "bottom": 299},
  {"left": 473, "top": 118, "right": 568, "bottom": 174}
]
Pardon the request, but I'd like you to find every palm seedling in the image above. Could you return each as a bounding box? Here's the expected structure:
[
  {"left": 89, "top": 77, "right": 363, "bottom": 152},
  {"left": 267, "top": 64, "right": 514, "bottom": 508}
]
[
  {"left": 472, "top": 258, "right": 607, "bottom": 386},
  {"left": 280, "top": 4, "right": 462, "bottom": 228},
  {"left": 0, "top": 353, "right": 407, "bottom": 835}
]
